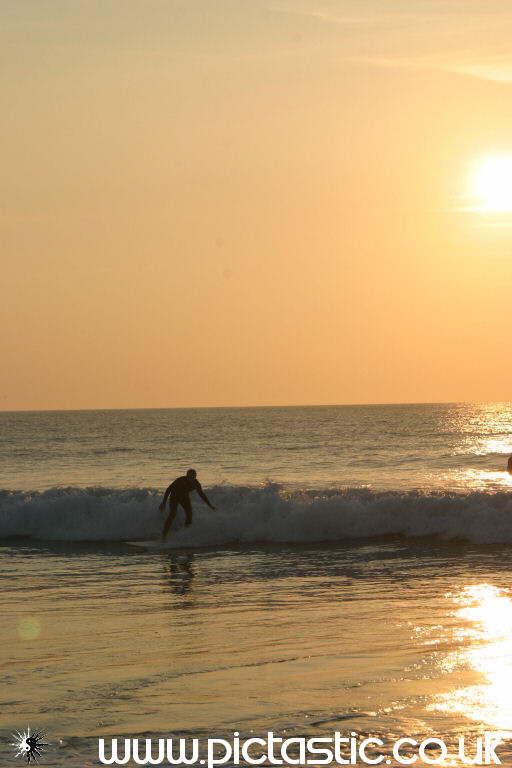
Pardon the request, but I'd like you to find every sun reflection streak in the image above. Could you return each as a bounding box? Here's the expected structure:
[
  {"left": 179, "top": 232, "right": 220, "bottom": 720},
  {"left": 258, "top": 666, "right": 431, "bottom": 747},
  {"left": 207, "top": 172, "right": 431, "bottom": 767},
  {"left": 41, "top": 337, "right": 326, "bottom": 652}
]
[
  {"left": 459, "top": 468, "right": 512, "bottom": 491},
  {"left": 461, "top": 436, "right": 512, "bottom": 457},
  {"left": 430, "top": 585, "right": 512, "bottom": 731}
]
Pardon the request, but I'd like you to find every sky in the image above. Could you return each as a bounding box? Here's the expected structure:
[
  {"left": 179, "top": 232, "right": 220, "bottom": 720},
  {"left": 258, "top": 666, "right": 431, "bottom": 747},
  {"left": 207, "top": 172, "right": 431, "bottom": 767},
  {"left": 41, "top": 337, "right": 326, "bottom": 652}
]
[{"left": 2, "top": 0, "right": 512, "bottom": 410}]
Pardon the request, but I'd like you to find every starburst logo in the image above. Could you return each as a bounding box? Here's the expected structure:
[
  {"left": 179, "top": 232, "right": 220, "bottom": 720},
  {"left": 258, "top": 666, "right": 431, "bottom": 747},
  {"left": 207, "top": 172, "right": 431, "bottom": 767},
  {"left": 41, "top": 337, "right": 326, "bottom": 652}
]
[{"left": 11, "top": 727, "right": 48, "bottom": 764}]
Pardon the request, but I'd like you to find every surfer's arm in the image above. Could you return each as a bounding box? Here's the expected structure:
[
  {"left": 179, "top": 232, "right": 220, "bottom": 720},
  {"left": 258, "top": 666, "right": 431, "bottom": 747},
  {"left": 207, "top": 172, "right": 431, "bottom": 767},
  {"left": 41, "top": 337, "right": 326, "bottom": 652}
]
[
  {"left": 196, "top": 482, "right": 215, "bottom": 510},
  {"left": 159, "top": 485, "right": 173, "bottom": 511}
]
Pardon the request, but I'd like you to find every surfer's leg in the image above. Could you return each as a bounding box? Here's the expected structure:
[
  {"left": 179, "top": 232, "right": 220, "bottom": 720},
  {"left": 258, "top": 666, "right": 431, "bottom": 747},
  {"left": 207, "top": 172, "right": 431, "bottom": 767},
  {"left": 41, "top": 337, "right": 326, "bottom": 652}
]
[
  {"left": 162, "top": 499, "right": 178, "bottom": 539},
  {"left": 181, "top": 498, "right": 193, "bottom": 527}
]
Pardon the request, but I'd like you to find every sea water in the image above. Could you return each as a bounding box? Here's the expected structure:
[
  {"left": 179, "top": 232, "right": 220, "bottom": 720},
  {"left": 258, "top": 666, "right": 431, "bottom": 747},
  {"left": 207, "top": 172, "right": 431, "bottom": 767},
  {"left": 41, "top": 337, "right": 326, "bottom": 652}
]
[{"left": 2, "top": 404, "right": 512, "bottom": 766}]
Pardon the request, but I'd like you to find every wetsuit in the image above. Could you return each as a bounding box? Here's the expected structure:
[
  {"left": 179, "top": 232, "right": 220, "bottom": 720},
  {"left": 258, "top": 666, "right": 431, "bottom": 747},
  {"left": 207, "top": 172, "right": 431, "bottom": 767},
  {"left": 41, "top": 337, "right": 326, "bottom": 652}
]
[{"left": 161, "top": 476, "right": 213, "bottom": 538}]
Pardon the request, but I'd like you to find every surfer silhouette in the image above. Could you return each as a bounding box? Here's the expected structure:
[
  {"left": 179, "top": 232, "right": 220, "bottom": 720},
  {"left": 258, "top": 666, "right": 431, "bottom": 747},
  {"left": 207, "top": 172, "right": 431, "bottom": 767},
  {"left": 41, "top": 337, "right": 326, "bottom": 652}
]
[
  {"left": 508, "top": 456, "right": 512, "bottom": 474},
  {"left": 159, "top": 469, "right": 215, "bottom": 539}
]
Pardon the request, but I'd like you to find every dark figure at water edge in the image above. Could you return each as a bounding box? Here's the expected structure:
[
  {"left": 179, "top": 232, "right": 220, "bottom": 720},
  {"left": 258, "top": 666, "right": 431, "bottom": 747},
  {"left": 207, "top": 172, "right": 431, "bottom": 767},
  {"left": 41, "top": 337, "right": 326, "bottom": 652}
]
[
  {"left": 508, "top": 456, "right": 512, "bottom": 474},
  {"left": 159, "top": 469, "right": 215, "bottom": 539}
]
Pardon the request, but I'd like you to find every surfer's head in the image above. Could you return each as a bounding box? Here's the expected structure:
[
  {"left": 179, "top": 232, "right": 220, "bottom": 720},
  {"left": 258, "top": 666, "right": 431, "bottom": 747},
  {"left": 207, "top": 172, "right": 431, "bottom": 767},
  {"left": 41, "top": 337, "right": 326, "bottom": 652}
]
[{"left": 186, "top": 468, "right": 197, "bottom": 480}]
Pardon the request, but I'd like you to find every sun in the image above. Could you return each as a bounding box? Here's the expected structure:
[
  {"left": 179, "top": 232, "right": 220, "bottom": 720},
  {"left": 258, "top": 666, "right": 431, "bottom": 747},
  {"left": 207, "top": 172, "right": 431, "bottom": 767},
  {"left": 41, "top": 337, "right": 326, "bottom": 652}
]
[{"left": 472, "top": 154, "right": 512, "bottom": 212}]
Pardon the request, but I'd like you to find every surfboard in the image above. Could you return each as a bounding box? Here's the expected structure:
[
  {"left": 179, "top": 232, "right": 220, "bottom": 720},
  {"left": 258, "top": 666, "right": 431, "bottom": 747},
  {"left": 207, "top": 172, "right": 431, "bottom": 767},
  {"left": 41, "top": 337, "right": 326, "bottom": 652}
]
[{"left": 126, "top": 540, "right": 168, "bottom": 550}]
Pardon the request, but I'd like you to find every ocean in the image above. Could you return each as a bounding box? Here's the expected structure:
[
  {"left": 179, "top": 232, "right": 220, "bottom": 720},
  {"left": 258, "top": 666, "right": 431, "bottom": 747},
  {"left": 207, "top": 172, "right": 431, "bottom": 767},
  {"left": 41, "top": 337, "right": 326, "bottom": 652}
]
[{"left": 2, "top": 403, "right": 512, "bottom": 766}]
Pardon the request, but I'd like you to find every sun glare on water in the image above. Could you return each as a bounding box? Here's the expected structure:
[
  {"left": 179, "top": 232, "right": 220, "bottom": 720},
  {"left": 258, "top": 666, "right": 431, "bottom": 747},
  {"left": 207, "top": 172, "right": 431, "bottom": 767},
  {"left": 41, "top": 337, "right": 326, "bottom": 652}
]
[
  {"left": 472, "top": 155, "right": 512, "bottom": 212},
  {"left": 431, "top": 584, "right": 512, "bottom": 731}
]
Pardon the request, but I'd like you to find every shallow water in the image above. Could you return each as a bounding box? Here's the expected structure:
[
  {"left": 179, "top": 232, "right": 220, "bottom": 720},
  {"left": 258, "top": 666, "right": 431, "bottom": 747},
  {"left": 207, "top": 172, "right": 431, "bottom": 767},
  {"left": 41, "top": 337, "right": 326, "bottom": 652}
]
[{"left": 2, "top": 539, "right": 512, "bottom": 766}]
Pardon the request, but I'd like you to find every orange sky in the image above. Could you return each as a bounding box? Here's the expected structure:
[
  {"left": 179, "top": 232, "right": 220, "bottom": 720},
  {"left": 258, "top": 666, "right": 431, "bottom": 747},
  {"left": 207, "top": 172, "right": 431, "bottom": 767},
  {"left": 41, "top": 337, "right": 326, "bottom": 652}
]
[{"left": 2, "top": 0, "right": 512, "bottom": 410}]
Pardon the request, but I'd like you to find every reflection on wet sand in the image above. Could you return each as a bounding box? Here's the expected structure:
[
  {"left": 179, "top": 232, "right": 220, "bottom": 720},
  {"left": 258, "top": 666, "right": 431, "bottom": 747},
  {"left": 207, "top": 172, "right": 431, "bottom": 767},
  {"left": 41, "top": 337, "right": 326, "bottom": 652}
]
[
  {"left": 430, "top": 584, "right": 512, "bottom": 733},
  {"left": 161, "top": 553, "right": 195, "bottom": 598}
]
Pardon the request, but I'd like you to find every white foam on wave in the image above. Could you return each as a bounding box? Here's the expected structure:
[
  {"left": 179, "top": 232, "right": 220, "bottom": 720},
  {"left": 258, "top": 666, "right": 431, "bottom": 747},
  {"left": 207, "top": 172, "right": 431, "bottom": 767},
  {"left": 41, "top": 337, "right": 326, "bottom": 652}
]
[{"left": 1, "top": 484, "right": 512, "bottom": 545}]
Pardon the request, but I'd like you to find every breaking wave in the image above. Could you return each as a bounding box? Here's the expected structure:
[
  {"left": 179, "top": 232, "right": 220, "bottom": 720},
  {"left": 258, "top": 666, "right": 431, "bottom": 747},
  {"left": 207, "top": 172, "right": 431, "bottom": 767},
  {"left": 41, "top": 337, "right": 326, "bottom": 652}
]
[{"left": 1, "top": 484, "right": 512, "bottom": 545}]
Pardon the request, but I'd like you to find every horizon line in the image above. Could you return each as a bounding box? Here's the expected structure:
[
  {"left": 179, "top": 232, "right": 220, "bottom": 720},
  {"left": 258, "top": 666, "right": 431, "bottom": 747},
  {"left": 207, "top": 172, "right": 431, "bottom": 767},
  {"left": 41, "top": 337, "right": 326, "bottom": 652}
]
[{"left": 1, "top": 399, "right": 511, "bottom": 415}]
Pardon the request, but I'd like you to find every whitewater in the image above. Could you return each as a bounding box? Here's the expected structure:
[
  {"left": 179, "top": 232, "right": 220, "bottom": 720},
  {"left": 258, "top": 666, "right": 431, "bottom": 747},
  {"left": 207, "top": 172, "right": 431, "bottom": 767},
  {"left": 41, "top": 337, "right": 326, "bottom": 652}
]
[{"left": 3, "top": 484, "right": 512, "bottom": 544}]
